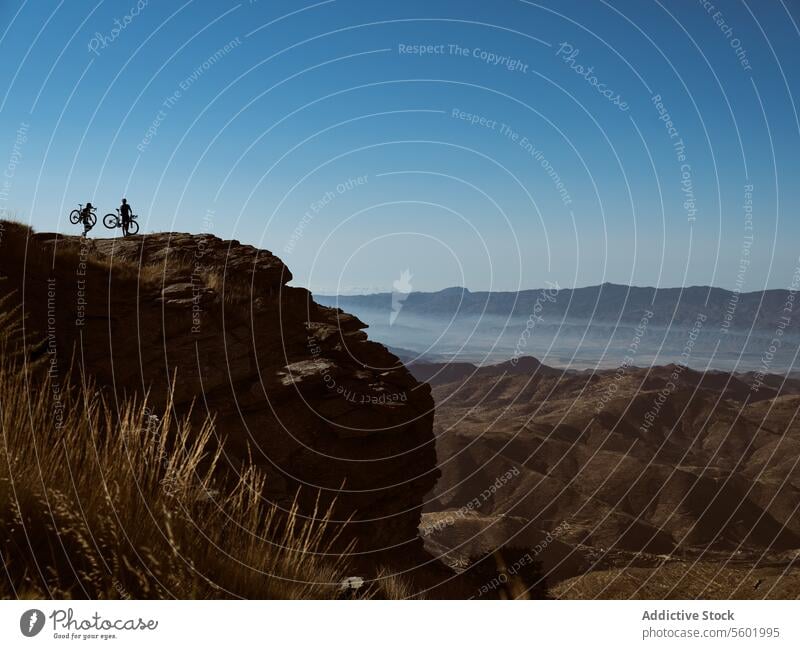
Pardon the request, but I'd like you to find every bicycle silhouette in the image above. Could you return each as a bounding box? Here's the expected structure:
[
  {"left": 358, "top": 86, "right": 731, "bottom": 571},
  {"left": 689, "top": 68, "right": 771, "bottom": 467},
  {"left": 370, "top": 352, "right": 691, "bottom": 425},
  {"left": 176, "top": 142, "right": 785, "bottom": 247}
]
[
  {"left": 103, "top": 208, "right": 139, "bottom": 236},
  {"left": 69, "top": 203, "right": 97, "bottom": 228}
]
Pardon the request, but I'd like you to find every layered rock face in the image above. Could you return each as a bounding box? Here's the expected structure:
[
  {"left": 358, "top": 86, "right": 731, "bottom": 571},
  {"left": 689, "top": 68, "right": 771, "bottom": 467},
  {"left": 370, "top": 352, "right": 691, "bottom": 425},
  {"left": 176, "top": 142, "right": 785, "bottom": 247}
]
[{"left": 0, "top": 224, "right": 438, "bottom": 560}]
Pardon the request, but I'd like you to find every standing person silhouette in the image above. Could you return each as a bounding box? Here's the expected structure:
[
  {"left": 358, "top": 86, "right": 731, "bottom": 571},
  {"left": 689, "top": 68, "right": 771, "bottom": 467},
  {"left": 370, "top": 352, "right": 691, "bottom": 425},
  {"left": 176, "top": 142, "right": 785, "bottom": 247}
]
[
  {"left": 80, "top": 202, "right": 95, "bottom": 237},
  {"left": 119, "top": 198, "right": 133, "bottom": 236}
]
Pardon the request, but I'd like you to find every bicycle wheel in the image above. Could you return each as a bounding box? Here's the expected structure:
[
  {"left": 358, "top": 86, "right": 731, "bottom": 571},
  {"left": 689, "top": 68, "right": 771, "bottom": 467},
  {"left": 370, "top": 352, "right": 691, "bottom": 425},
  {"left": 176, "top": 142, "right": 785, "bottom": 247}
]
[
  {"left": 126, "top": 220, "right": 139, "bottom": 235},
  {"left": 69, "top": 209, "right": 81, "bottom": 224},
  {"left": 86, "top": 212, "right": 97, "bottom": 227},
  {"left": 103, "top": 213, "right": 118, "bottom": 229}
]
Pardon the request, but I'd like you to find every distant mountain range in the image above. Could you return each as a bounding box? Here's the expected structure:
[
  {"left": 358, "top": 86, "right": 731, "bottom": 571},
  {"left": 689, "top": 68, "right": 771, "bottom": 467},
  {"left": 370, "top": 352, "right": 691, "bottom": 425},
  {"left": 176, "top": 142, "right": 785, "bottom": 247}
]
[{"left": 317, "top": 283, "right": 799, "bottom": 334}]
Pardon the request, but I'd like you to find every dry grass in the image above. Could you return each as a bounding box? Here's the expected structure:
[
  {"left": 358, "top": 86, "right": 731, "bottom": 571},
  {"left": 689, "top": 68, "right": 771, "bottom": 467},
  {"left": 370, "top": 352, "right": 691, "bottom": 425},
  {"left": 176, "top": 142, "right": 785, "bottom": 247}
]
[
  {"left": 199, "top": 269, "right": 253, "bottom": 305},
  {"left": 364, "top": 568, "right": 421, "bottom": 600},
  {"left": 0, "top": 294, "right": 350, "bottom": 599},
  {"left": 0, "top": 222, "right": 118, "bottom": 287}
]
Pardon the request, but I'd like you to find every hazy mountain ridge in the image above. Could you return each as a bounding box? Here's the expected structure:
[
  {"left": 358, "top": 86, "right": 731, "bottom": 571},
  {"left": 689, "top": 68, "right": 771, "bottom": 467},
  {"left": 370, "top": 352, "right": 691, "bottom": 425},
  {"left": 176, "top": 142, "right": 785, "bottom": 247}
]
[{"left": 318, "top": 283, "right": 799, "bottom": 333}]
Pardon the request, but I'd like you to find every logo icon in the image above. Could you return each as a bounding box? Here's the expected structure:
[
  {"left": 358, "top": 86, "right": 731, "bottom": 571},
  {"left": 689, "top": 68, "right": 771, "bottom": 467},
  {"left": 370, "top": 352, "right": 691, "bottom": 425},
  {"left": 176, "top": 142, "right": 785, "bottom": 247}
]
[
  {"left": 390, "top": 269, "right": 412, "bottom": 326},
  {"left": 20, "top": 609, "right": 45, "bottom": 637}
]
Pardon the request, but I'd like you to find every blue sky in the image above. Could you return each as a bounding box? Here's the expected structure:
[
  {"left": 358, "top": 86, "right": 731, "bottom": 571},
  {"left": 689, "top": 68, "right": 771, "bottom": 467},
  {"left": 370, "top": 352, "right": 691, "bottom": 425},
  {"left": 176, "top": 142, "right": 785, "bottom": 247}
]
[{"left": 0, "top": 0, "right": 798, "bottom": 293}]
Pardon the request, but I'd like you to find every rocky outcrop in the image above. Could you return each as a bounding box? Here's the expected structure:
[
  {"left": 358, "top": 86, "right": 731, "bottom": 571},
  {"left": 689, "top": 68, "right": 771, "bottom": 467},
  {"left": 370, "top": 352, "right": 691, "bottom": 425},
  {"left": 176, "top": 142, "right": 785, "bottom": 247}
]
[{"left": 0, "top": 224, "right": 439, "bottom": 561}]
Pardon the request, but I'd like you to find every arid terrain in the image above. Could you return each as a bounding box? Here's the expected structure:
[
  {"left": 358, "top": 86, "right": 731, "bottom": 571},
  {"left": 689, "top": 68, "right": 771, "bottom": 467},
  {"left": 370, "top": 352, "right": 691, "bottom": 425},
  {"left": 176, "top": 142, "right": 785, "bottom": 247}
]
[{"left": 412, "top": 356, "right": 800, "bottom": 598}]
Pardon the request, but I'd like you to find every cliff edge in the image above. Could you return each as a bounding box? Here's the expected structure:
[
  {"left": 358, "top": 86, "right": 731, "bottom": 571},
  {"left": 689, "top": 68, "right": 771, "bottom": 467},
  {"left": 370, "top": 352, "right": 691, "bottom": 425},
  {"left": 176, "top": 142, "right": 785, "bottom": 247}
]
[{"left": 0, "top": 222, "right": 440, "bottom": 565}]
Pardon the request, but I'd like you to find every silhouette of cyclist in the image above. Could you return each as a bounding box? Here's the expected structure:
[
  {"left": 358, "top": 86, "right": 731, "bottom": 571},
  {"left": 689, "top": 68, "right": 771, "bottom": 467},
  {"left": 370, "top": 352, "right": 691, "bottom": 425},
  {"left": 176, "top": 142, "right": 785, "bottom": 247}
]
[
  {"left": 80, "top": 202, "right": 95, "bottom": 236},
  {"left": 119, "top": 198, "right": 133, "bottom": 236}
]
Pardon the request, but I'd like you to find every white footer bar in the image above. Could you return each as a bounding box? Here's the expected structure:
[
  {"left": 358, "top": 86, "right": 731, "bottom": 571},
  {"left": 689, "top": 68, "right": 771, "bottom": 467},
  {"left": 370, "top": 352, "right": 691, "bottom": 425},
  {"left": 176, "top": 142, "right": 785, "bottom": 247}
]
[{"left": 1, "top": 600, "right": 796, "bottom": 648}]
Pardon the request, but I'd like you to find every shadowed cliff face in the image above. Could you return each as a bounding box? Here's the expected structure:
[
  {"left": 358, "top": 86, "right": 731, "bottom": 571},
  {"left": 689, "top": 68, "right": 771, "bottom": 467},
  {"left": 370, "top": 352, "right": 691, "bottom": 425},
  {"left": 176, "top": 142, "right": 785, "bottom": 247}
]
[{"left": 0, "top": 224, "right": 439, "bottom": 561}]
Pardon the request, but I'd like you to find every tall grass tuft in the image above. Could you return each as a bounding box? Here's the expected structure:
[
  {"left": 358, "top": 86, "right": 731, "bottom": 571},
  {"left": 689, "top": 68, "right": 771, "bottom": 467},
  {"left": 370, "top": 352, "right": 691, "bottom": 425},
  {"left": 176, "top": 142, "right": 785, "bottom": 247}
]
[{"left": 0, "top": 294, "right": 350, "bottom": 599}]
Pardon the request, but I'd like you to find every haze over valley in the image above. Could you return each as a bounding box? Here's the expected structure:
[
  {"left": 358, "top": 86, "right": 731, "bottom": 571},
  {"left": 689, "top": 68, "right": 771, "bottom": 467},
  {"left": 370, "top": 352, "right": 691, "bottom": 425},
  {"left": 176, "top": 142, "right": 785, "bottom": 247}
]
[{"left": 317, "top": 283, "right": 799, "bottom": 373}]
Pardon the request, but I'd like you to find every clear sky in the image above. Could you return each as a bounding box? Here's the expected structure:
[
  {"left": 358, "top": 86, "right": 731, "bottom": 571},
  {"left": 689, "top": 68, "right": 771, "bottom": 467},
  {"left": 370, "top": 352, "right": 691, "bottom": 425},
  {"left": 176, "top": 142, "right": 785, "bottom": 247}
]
[{"left": 0, "top": 0, "right": 798, "bottom": 294}]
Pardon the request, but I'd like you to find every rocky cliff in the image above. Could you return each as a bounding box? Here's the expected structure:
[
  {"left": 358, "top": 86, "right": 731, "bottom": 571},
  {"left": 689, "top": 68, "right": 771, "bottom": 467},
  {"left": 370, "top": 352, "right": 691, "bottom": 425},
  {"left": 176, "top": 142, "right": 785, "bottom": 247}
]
[{"left": 0, "top": 222, "right": 439, "bottom": 564}]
